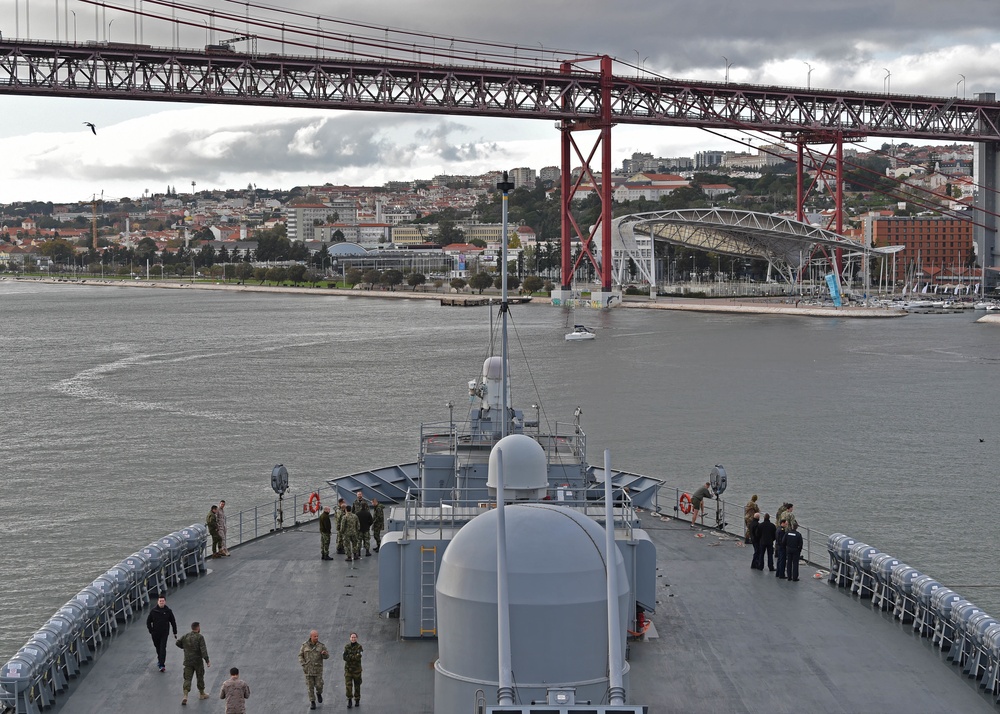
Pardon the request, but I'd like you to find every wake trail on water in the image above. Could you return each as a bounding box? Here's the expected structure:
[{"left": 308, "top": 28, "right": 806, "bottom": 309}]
[{"left": 51, "top": 340, "right": 328, "bottom": 428}]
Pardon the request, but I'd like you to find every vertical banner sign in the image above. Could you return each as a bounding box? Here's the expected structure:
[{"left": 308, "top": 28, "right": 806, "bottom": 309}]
[{"left": 825, "top": 273, "right": 842, "bottom": 307}]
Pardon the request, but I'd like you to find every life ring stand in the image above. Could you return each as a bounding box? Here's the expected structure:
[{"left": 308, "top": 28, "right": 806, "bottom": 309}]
[
  {"left": 307, "top": 492, "right": 321, "bottom": 514},
  {"left": 679, "top": 493, "right": 692, "bottom": 515},
  {"left": 627, "top": 620, "right": 652, "bottom": 637}
]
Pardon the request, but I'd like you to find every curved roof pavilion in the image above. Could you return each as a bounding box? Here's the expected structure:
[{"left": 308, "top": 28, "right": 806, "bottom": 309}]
[{"left": 611, "top": 208, "right": 901, "bottom": 287}]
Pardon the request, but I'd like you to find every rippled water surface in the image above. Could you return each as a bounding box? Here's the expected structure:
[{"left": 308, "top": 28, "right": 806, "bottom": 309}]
[{"left": 2, "top": 280, "right": 999, "bottom": 661}]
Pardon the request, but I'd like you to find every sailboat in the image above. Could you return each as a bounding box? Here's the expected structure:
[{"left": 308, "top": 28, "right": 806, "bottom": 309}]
[{"left": 565, "top": 324, "right": 596, "bottom": 341}]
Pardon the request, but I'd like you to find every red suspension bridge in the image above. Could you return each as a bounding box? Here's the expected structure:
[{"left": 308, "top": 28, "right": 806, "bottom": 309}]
[{"left": 2, "top": 0, "right": 1000, "bottom": 293}]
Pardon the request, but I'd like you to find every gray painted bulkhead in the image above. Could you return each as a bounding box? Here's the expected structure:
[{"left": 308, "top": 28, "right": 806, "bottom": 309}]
[{"left": 379, "top": 512, "right": 656, "bottom": 639}]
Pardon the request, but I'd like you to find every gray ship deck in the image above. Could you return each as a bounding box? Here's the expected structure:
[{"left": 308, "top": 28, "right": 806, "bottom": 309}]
[{"left": 46, "top": 513, "right": 997, "bottom": 714}]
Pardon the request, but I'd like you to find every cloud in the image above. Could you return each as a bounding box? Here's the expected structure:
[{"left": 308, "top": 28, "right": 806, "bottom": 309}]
[
  {"left": 0, "top": 105, "right": 552, "bottom": 201},
  {"left": 2, "top": 0, "right": 999, "bottom": 201}
]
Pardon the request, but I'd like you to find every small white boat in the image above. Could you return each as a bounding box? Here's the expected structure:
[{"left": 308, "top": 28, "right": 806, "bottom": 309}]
[{"left": 565, "top": 324, "right": 596, "bottom": 341}]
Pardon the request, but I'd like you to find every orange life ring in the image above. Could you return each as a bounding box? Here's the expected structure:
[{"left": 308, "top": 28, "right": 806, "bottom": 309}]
[
  {"left": 307, "top": 492, "right": 321, "bottom": 514},
  {"left": 679, "top": 493, "right": 692, "bottom": 515}
]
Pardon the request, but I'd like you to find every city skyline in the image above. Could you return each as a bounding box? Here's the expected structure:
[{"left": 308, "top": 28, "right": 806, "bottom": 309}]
[{"left": 2, "top": 0, "right": 999, "bottom": 202}]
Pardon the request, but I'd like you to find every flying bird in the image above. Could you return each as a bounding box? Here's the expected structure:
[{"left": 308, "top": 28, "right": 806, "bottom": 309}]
[{"left": 83, "top": 122, "right": 97, "bottom": 135}]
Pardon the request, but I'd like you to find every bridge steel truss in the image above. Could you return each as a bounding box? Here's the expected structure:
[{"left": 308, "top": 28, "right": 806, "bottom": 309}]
[{"left": 3, "top": 40, "right": 1000, "bottom": 290}]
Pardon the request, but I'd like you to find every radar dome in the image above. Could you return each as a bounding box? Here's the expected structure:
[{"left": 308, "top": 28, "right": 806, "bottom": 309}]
[
  {"left": 433, "top": 503, "right": 630, "bottom": 713},
  {"left": 487, "top": 434, "right": 547, "bottom": 498}
]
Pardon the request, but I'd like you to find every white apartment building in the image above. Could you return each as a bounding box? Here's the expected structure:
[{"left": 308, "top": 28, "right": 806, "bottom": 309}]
[
  {"left": 509, "top": 167, "right": 537, "bottom": 189},
  {"left": 287, "top": 204, "right": 335, "bottom": 242}
]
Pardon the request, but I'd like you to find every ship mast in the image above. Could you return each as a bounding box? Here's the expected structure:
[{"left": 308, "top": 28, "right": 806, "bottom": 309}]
[
  {"left": 495, "top": 172, "right": 516, "bottom": 706},
  {"left": 497, "top": 171, "right": 514, "bottom": 440}
]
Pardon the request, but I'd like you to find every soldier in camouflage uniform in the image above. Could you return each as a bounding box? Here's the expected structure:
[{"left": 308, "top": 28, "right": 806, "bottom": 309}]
[
  {"left": 319, "top": 506, "right": 333, "bottom": 560},
  {"left": 334, "top": 499, "right": 347, "bottom": 555},
  {"left": 743, "top": 495, "right": 759, "bottom": 543},
  {"left": 782, "top": 503, "right": 798, "bottom": 530},
  {"left": 298, "top": 630, "right": 329, "bottom": 710},
  {"left": 176, "top": 621, "right": 211, "bottom": 705},
  {"left": 371, "top": 498, "right": 385, "bottom": 553},
  {"left": 343, "top": 632, "right": 363, "bottom": 708},
  {"left": 207, "top": 505, "right": 222, "bottom": 558},
  {"left": 357, "top": 502, "right": 373, "bottom": 557},
  {"left": 352, "top": 490, "right": 369, "bottom": 514},
  {"left": 341, "top": 508, "right": 361, "bottom": 561},
  {"left": 775, "top": 503, "right": 790, "bottom": 529}
]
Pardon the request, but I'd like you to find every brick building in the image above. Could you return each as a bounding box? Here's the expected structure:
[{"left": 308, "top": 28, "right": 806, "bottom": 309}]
[{"left": 864, "top": 215, "right": 975, "bottom": 283}]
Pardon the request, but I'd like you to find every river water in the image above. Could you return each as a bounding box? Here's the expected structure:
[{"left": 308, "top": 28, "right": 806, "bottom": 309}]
[{"left": 1, "top": 280, "right": 998, "bottom": 661}]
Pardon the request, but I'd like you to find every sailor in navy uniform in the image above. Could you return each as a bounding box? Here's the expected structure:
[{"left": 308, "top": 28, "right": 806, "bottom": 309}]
[{"left": 783, "top": 524, "right": 804, "bottom": 581}]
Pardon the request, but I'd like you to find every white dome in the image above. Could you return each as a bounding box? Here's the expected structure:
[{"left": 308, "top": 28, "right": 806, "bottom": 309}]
[{"left": 487, "top": 434, "right": 547, "bottom": 495}]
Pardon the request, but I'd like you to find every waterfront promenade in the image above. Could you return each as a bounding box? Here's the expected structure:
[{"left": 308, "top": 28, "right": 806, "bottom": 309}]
[{"left": 12, "top": 276, "right": 1000, "bottom": 321}]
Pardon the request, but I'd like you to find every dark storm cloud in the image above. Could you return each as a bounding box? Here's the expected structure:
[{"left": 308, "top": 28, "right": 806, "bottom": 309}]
[{"left": 282, "top": 0, "right": 1000, "bottom": 79}]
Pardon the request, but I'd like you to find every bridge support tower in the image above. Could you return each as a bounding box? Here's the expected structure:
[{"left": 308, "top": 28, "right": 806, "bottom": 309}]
[
  {"left": 552, "top": 55, "right": 618, "bottom": 308},
  {"left": 974, "top": 93, "right": 999, "bottom": 293}
]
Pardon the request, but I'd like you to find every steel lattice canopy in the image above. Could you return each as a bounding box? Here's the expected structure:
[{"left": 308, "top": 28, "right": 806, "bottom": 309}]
[{"left": 612, "top": 209, "right": 892, "bottom": 268}]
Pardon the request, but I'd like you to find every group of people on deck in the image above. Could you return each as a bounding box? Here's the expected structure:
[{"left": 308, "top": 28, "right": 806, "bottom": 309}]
[{"left": 743, "top": 495, "right": 805, "bottom": 581}]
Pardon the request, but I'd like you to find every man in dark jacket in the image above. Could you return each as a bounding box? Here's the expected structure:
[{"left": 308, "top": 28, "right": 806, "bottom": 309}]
[
  {"left": 176, "top": 621, "right": 211, "bottom": 704},
  {"left": 784, "top": 524, "right": 804, "bottom": 581},
  {"left": 146, "top": 594, "right": 178, "bottom": 672},
  {"left": 757, "top": 513, "right": 777, "bottom": 572},
  {"left": 749, "top": 512, "right": 763, "bottom": 569}
]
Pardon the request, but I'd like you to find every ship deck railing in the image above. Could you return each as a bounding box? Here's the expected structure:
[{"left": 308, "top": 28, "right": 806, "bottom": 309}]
[
  {"left": 227, "top": 484, "right": 340, "bottom": 548},
  {"left": 419, "top": 420, "right": 587, "bottom": 465},
  {"left": 648, "top": 485, "right": 831, "bottom": 564},
  {"left": 394, "top": 487, "right": 639, "bottom": 542}
]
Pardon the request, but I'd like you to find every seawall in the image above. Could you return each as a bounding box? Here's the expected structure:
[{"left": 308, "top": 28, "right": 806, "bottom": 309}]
[{"left": 15, "top": 277, "right": 1000, "bottom": 321}]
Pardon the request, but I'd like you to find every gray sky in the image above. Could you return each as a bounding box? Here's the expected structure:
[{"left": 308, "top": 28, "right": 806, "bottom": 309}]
[{"left": 2, "top": 0, "right": 999, "bottom": 202}]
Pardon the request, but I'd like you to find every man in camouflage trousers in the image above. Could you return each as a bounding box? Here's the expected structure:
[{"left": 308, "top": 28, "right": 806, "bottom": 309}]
[
  {"left": 298, "top": 630, "right": 329, "bottom": 710},
  {"left": 176, "top": 622, "right": 211, "bottom": 705},
  {"left": 357, "top": 502, "right": 374, "bottom": 557},
  {"left": 371, "top": 498, "right": 384, "bottom": 553},
  {"left": 334, "top": 499, "right": 347, "bottom": 555},
  {"left": 343, "top": 632, "right": 363, "bottom": 708},
  {"left": 341, "top": 507, "right": 361, "bottom": 561},
  {"left": 319, "top": 506, "right": 333, "bottom": 560},
  {"left": 207, "top": 505, "right": 222, "bottom": 558}
]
